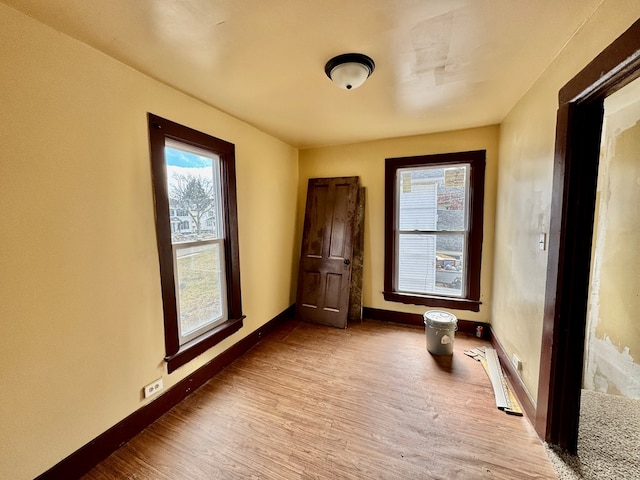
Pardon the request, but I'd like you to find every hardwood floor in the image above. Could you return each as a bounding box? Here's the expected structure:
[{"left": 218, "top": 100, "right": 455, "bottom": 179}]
[{"left": 83, "top": 320, "right": 557, "bottom": 479}]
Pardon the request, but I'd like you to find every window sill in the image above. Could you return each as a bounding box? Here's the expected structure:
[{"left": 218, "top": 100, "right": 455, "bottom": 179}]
[
  {"left": 165, "top": 316, "right": 244, "bottom": 373},
  {"left": 383, "top": 291, "right": 481, "bottom": 312}
]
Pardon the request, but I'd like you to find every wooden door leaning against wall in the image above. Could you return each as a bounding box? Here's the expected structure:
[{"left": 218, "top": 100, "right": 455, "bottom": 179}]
[{"left": 296, "top": 177, "right": 360, "bottom": 328}]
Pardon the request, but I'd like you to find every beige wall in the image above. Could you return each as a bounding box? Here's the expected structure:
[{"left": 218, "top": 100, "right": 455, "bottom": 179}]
[
  {"left": 3, "top": 0, "right": 640, "bottom": 477},
  {"left": 493, "top": 0, "right": 640, "bottom": 402},
  {"left": 584, "top": 78, "right": 640, "bottom": 399},
  {"left": 0, "top": 5, "right": 298, "bottom": 479},
  {"left": 298, "top": 126, "right": 499, "bottom": 323}
]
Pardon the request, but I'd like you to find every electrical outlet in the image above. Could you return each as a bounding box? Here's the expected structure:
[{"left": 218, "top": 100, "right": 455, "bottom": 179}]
[
  {"left": 143, "top": 378, "right": 163, "bottom": 398},
  {"left": 512, "top": 354, "right": 522, "bottom": 371}
]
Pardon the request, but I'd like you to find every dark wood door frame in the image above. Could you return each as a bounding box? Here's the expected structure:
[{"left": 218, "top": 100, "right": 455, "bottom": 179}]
[{"left": 536, "top": 18, "right": 640, "bottom": 452}]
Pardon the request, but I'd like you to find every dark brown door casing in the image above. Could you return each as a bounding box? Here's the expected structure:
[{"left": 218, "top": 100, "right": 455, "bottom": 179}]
[
  {"left": 296, "top": 177, "right": 360, "bottom": 328},
  {"left": 537, "top": 18, "right": 640, "bottom": 452}
]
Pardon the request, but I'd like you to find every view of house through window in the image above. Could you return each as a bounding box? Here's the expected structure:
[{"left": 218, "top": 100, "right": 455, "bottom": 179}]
[
  {"left": 148, "top": 113, "right": 243, "bottom": 373},
  {"left": 384, "top": 150, "right": 484, "bottom": 312},
  {"left": 397, "top": 164, "right": 469, "bottom": 297},
  {"left": 165, "top": 140, "right": 227, "bottom": 344}
]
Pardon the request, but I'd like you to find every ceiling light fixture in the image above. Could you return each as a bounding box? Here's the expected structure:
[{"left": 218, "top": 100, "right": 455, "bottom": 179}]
[{"left": 325, "top": 53, "right": 375, "bottom": 90}]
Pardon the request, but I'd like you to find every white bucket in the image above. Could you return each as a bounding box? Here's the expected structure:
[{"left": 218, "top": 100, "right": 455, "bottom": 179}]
[{"left": 423, "top": 310, "right": 458, "bottom": 355}]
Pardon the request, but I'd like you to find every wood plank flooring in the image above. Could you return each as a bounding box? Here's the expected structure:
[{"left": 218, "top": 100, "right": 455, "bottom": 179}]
[{"left": 83, "top": 320, "right": 558, "bottom": 479}]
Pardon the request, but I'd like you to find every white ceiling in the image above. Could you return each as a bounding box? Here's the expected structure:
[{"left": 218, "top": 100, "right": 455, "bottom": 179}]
[{"left": 4, "top": 0, "right": 603, "bottom": 149}]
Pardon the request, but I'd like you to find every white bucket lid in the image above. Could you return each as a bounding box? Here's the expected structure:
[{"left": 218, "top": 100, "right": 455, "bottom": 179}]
[{"left": 423, "top": 310, "right": 457, "bottom": 327}]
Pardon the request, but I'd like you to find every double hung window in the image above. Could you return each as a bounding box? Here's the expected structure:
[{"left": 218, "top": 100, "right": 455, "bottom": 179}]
[
  {"left": 384, "top": 151, "right": 485, "bottom": 311},
  {"left": 148, "top": 114, "right": 244, "bottom": 373}
]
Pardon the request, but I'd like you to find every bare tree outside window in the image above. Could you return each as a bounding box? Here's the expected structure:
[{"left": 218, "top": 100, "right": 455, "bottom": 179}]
[
  {"left": 169, "top": 173, "right": 215, "bottom": 240},
  {"left": 148, "top": 113, "right": 243, "bottom": 373}
]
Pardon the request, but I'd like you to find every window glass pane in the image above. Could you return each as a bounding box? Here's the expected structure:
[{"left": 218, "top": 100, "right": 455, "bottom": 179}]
[
  {"left": 398, "top": 171, "right": 437, "bottom": 231},
  {"left": 164, "top": 140, "right": 227, "bottom": 342},
  {"left": 398, "top": 233, "right": 437, "bottom": 293},
  {"left": 435, "top": 234, "right": 465, "bottom": 297},
  {"left": 165, "top": 141, "right": 222, "bottom": 243},
  {"left": 175, "top": 242, "right": 225, "bottom": 338},
  {"left": 398, "top": 232, "right": 465, "bottom": 297},
  {"left": 398, "top": 165, "right": 468, "bottom": 232},
  {"left": 438, "top": 165, "right": 468, "bottom": 232}
]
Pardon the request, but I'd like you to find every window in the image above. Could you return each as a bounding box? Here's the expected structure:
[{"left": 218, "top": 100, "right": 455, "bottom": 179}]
[
  {"left": 148, "top": 113, "right": 244, "bottom": 373},
  {"left": 384, "top": 150, "right": 485, "bottom": 311}
]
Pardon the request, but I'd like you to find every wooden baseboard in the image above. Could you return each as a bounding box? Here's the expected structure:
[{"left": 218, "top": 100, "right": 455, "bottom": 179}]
[
  {"left": 361, "top": 306, "right": 535, "bottom": 420},
  {"left": 490, "top": 333, "right": 536, "bottom": 422},
  {"left": 37, "top": 304, "right": 535, "bottom": 478},
  {"left": 35, "top": 305, "right": 295, "bottom": 480},
  {"left": 362, "top": 306, "right": 490, "bottom": 339},
  {"left": 363, "top": 307, "right": 536, "bottom": 423}
]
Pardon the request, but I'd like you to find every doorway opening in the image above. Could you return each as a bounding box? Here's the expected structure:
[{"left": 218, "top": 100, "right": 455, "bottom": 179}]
[
  {"left": 536, "top": 18, "right": 640, "bottom": 452},
  {"left": 584, "top": 76, "right": 640, "bottom": 401}
]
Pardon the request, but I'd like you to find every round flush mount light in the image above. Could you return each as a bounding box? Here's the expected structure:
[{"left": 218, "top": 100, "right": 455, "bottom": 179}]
[{"left": 325, "top": 53, "right": 375, "bottom": 90}]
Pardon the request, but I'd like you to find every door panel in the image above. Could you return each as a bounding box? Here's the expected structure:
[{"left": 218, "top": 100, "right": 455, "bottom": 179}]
[
  {"left": 300, "top": 271, "right": 321, "bottom": 307},
  {"left": 307, "top": 184, "right": 328, "bottom": 258},
  {"left": 296, "top": 177, "right": 359, "bottom": 328},
  {"left": 324, "top": 273, "right": 342, "bottom": 310},
  {"left": 329, "top": 184, "right": 350, "bottom": 258}
]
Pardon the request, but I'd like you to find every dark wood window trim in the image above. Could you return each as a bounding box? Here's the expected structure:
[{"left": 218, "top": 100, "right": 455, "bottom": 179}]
[
  {"left": 384, "top": 150, "right": 485, "bottom": 312},
  {"left": 148, "top": 113, "right": 244, "bottom": 374}
]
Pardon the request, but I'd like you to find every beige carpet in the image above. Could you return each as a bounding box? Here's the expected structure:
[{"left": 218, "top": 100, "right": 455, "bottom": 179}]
[{"left": 545, "top": 389, "right": 640, "bottom": 479}]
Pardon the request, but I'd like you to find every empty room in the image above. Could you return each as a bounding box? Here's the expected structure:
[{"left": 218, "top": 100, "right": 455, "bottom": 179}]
[{"left": 1, "top": 1, "right": 639, "bottom": 479}]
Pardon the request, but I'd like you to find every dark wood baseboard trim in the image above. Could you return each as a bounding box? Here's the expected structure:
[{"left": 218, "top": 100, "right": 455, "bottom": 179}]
[
  {"left": 491, "top": 333, "right": 536, "bottom": 422},
  {"left": 362, "top": 306, "right": 490, "bottom": 339},
  {"left": 35, "top": 305, "right": 296, "bottom": 480},
  {"left": 362, "top": 306, "right": 535, "bottom": 420}
]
